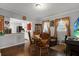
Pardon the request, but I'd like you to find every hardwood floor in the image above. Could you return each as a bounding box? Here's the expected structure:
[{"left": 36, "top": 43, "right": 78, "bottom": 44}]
[
  {"left": 1, "top": 44, "right": 25, "bottom": 56},
  {"left": 0, "top": 41, "right": 66, "bottom": 56}
]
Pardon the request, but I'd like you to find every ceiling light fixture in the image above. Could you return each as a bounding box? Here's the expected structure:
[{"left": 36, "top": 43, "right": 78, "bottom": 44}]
[
  {"left": 35, "top": 3, "right": 42, "bottom": 8},
  {"left": 35, "top": 4, "right": 41, "bottom": 7},
  {"left": 34, "top": 3, "right": 46, "bottom": 10}
]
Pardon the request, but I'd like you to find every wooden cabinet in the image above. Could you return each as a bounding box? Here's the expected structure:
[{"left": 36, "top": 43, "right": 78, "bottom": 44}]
[
  {"left": 0, "top": 16, "right": 4, "bottom": 35},
  {"left": 35, "top": 24, "right": 42, "bottom": 34},
  {"left": 66, "top": 40, "right": 79, "bottom": 56}
]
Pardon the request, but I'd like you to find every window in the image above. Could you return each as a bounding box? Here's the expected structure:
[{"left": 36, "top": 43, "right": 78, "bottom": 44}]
[{"left": 57, "top": 19, "right": 67, "bottom": 32}]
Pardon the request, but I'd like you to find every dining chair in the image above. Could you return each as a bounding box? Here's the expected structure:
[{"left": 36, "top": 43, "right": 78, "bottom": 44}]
[
  {"left": 35, "top": 33, "right": 50, "bottom": 56},
  {"left": 28, "top": 31, "right": 36, "bottom": 55}
]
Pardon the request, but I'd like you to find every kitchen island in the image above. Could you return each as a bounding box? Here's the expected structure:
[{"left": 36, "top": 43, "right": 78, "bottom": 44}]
[
  {"left": 0, "top": 33, "right": 25, "bottom": 49},
  {"left": 0, "top": 33, "right": 25, "bottom": 55}
]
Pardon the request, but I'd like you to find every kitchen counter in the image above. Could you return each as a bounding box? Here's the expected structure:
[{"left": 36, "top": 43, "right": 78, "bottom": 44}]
[{"left": 0, "top": 33, "right": 25, "bottom": 49}]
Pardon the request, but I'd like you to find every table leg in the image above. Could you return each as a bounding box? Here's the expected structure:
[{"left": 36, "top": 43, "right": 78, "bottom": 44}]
[{"left": 0, "top": 49, "right": 1, "bottom": 56}]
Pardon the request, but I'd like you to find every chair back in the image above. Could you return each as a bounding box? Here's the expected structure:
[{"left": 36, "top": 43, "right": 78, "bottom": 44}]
[
  {"left": 33, "top": 32, "right": 40, "bottom": 35},
  {"left": 28, "top": 31, "right": 32, "bottom": 44},
  {"left": 39, "top": 32, "right": 50, "bottom": 47},
  {"left": 40, "top": 32, "right": 50, "bottom": 39}
]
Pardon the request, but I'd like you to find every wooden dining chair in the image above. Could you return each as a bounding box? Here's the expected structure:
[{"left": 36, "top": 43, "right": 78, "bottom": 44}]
[
  {"left": 28, "top": 31, "right": 36, "bottom": 55},
  {"left": 36, "top": 33, "right": 50, "bottom": 56}
]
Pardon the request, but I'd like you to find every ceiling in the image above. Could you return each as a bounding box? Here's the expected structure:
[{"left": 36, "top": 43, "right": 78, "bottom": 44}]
[{"left": 0, "top": 3, "right": 79, "bottom": 20}]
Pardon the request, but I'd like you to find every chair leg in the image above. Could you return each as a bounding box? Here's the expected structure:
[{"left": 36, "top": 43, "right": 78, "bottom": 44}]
[
  {"left": 40, "top": 47, "right": 49, "bottom": 56},
  {"left": 0, "top": 49, "right": 1, "bottom": 56},
  {"left": 28, "top": 45, "right": 32, "bottom": 56},
  {"left": 47, "top": 47, "right": 49, "bottom": 55},
  {"left": 40, "top": 48, "right": 41, "bottom": 56}
]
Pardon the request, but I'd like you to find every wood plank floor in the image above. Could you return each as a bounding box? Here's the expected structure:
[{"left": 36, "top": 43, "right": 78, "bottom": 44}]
[{"left": 0, "top": 41, "right": 66, "bottom": 56}]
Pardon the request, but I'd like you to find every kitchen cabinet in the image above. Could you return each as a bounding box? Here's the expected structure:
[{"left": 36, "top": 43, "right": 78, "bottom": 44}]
[{"left": 35, "top": 24, "right": 42, "bottom": 34}]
